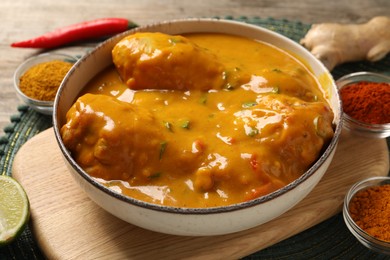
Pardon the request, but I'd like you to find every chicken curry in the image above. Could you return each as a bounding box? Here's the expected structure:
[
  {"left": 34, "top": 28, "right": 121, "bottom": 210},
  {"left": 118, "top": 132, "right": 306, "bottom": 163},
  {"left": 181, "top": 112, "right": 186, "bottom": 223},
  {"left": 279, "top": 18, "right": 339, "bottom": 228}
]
[{"left": 61, "top": 32, "right": 334, "bottom": 208}]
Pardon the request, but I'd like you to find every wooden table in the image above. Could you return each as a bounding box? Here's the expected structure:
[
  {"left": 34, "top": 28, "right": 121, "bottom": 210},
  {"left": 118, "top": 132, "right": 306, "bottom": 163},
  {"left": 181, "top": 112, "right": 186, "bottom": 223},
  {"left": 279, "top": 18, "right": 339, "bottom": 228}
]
[
  {"left": 1, "top": 1, "right": 390, "bottom": 259},
  {"left": 1, "top": 0, "right": 389, "bottom": 135}
]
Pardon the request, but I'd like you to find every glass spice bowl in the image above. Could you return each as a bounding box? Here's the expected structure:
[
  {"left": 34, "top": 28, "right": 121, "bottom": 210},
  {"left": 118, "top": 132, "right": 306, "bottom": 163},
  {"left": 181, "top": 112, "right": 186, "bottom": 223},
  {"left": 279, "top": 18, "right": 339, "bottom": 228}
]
[
  {"left": 343, "top": 176, "right": 390, "bottom": 255},
  {"left": 13, "top": 52, "right": 77, "bottom": 115},
  {"left": 336, "top": 71, "right": 390, "bottom": 138}
]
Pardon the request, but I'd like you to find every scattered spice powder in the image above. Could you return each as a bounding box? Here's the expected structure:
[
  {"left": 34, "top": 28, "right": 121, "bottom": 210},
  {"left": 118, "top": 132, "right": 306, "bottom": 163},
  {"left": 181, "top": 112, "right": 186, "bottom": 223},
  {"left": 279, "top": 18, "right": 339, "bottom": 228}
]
[
  {"left": 339, "top": 81, "right": 390, "bottom": 125},
  {"left": 349, "top": 184, "right": 390, "bottom": 242},
  {"left": 19, "top": 60, "right": 73, "bottom": 101}
]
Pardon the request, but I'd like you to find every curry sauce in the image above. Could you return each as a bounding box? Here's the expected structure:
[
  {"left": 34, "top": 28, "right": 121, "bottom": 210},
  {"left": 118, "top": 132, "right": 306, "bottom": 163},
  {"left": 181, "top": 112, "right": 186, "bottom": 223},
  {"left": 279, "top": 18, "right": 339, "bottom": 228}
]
[{"left": 61, "top": 33, "right": 334, "bottom": 208}]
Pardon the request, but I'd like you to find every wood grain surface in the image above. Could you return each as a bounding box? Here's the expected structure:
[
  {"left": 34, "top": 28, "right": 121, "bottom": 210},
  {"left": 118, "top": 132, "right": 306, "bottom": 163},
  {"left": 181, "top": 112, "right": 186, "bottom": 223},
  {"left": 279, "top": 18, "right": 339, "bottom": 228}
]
[
  {"left": 12, "top": 128, "right": 389, "bottom": 259},
  {"left": 1, "top": 0, "right": 390, "bottom": 135}
]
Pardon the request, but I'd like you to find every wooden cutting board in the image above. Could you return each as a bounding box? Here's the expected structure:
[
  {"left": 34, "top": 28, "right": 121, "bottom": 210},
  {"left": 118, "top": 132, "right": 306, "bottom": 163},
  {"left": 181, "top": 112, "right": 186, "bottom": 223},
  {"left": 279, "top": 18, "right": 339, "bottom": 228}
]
[{"left": 12, "top": 128, "right": 389, "bottom": 259}]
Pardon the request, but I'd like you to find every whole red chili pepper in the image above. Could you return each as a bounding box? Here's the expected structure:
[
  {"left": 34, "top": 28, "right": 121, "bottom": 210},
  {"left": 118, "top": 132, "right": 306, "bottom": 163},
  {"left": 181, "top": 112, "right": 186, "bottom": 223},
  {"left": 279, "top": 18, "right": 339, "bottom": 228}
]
[{"left": 11, "top": 18, "right": 138, "bottom": 49}]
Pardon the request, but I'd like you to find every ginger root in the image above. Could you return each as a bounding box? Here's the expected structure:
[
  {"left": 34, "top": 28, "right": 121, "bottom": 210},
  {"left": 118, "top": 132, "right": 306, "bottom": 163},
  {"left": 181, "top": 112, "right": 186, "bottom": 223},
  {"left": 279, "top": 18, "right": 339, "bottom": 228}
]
[{"left": 300, "top": 16, "right": 390, "bottom": 71}]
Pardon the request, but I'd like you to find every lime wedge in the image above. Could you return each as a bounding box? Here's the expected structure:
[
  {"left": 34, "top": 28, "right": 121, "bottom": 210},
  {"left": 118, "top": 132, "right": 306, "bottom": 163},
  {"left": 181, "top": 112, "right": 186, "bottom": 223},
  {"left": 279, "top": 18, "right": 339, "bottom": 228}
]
[{"left": 0, "top": 175, "right": 30, "bottom": 246}]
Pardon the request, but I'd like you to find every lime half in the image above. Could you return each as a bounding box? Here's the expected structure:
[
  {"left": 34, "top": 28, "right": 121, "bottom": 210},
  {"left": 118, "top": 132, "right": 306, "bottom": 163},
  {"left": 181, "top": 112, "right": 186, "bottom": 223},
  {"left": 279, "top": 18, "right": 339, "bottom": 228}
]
[{"left": 0, "top": 175, "right": 30, "bottom": 246}]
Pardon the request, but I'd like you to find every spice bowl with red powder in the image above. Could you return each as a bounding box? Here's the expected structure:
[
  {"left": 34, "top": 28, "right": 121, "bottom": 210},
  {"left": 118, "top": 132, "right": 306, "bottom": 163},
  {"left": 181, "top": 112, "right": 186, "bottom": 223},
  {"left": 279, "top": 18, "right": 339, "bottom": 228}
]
[
  {"left": 336, "top": 71, "right": 390, "bottom": 138},
  {"left": 343, "top": 176, "right": 390, "bottom": 255},
  {"left": 13, "top": 52, "right": 76, "bottom": 115}
]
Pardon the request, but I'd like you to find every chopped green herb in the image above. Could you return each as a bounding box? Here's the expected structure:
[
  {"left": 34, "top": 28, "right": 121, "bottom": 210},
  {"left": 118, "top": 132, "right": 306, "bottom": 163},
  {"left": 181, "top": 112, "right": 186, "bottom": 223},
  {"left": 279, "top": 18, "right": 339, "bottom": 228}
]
[
  {"left": 159, "top": 141, "right": 167, "bottom": 160},
  {"left": 242, "top": 101, "right": 257, "bottom": 108},
  {"left": 163, "top": 121, "right": 173, "bottom": 132},
  {"left": 149, "top": 172, "right": 161, "bottom": 179},
  {"left": 169, "top": 38, "right": 182, "bottom": 44},
  {"left": 313, "top": 116, "right": 326, "bottom": 137},
  {"left": 247, "top": 127, "right": 259, "bottom": 137},
  {"left": 224, "top": 83, "right": 235, "bottom": 91},
  {"left": 199, "top": 95, "right": 207, "bottom": 104},
  {"left": 271, "top": 86, "right": 279, "bottom": 94},
  {"left": 272, "top": 68, "right": 282, "bottom": 73},
  {"left": 313, "top": 116, "right": 319, "bottom": 130},
  {"left": 180, "top": 120, "right": 190, "bottom": 129}
]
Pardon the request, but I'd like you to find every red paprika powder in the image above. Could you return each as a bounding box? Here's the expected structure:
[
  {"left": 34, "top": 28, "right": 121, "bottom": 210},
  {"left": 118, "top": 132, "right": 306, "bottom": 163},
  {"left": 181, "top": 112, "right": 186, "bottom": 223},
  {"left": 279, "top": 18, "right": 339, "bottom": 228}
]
[{"left": 340, "top": 81, "right": 390, "bottom": 124}]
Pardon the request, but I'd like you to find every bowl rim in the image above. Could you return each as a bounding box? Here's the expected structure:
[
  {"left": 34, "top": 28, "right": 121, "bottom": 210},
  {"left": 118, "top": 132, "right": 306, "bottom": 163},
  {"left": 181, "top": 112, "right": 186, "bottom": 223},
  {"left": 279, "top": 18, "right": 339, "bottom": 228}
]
[
  {"left": 343, "top": 176, "right": 390, "bottom": 252},
  {"left": 53, "top": 18, "right": 343, "bottom": 214},
  {"left": 336, "top": 71, "right": 390, "bottom": 129},
  {"left": 13, "top": 52, "right": 76, "bottom": 105}
]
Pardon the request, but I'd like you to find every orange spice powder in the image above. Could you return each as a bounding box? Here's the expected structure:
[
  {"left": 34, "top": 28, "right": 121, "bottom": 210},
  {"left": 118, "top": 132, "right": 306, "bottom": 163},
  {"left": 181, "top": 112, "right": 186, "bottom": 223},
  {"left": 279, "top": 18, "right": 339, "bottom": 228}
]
[
  {"left": 19, "top": 60, "right": 73, "bottom": 101},
  {"left": 349, "top": 184, "right": 390, "bottom": 242}
]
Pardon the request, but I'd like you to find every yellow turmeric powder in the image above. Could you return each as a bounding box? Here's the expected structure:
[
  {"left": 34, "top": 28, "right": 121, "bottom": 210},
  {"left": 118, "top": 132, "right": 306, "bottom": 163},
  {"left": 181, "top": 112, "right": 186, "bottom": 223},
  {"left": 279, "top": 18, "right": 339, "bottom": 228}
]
[
  {"left": 349, "top": 184, "right": 390, "bottom": 242},
  {"left": 19, "top": 60, "right": 73, "bottom": 101}
]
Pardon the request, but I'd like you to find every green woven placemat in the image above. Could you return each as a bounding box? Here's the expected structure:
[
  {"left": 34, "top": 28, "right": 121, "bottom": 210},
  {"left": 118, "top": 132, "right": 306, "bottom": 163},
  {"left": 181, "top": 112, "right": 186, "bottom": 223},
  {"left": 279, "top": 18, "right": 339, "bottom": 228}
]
[
  {"left": 0, "top": 106, "right": 50, "bottom": 260},
  {"left": 1, "top": 17, "right": 389, "bottom": 259}
]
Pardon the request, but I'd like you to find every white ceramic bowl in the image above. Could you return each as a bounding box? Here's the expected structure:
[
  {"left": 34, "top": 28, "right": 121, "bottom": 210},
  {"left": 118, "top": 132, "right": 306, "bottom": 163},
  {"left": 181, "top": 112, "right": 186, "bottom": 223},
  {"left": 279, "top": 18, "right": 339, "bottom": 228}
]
[
  {"left": 53, "top": 18, "right": 342, "bottom": 236},
  {"left": 14, "top": 52, "right": 76, "bottom": 115}
]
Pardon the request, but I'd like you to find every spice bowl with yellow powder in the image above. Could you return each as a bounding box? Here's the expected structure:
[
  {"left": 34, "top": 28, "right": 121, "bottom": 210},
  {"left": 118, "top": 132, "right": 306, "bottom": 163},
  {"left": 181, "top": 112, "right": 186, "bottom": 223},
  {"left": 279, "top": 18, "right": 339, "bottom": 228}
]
[
  {"left": 14, "top": 52, "right": 75, "bottom": 115},
  {"left": 343, "top": 176, "right": 390, "bottom": 255}
]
